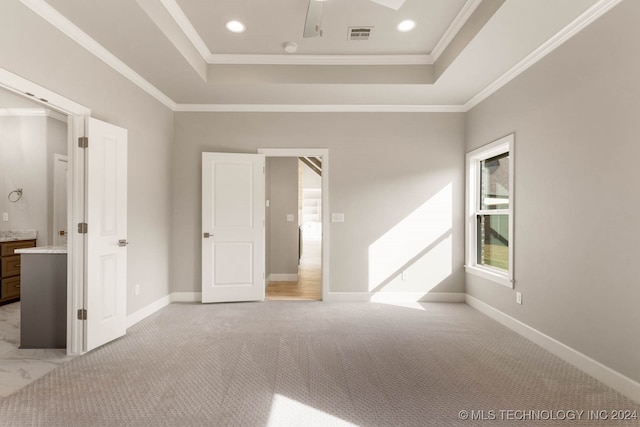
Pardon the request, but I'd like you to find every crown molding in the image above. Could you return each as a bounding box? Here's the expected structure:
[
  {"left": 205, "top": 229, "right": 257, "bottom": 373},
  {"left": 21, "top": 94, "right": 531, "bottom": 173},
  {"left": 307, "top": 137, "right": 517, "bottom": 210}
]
[
  {"left": 16, "top": 0, "right": 622, "bottom": 115},
  {"left": 206, "top": 54, "right": 432, "bottom": 66},
  {"left": 174, "top": 104, "right": 466, "bottom": 113},
  {"left": 431, "top": 0, "right": 482, "bottom": 62},
  {"left": 464, "top": 0, "right": 623, "bottom": 112},
  {"left": 159, "top": 0, "right": 211, "bottom": 60},
  {"left": 19, "top": 0, "right": 176, "bottom": 111},
  {"left": 137, "top": 0, "right": 207, "bottom": 81}
]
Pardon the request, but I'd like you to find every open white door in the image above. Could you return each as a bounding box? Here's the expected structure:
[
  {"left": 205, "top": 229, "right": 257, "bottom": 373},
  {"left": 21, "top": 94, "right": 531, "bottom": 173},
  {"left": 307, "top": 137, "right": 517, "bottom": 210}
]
[
  {"left": 85, "top": 118, "right": 128, "bottom": 351},
  {"left": 202, "top": 152, "right": 265, "bottom": 303}
]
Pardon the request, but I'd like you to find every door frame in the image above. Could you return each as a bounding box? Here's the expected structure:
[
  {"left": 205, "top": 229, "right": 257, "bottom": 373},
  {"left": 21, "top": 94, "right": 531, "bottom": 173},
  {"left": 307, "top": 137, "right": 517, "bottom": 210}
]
[
  {"left": 0, "top": 67, "right": 89, "bottom": 355},
  {"left": 258, "top": 148, "right": 329, "bottom": 301}
]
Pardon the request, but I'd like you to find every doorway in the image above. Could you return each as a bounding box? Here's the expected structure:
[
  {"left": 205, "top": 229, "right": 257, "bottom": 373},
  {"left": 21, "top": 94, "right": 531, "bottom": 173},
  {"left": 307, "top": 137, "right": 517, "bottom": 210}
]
[
  {"left": 0, "top": 87, "right": 76, "bottom": 396},
  {"left": 0, "top": 87, "right": 68, "bottom": 305},
  {"left": 259, "top": 148, "right": 329, "bottom": 302},
  {"left": 0, "top": 67, "right": 129, "bottom": 357},
  {"left": 265, "top": 157, "right": 322, "bottom": 301}
]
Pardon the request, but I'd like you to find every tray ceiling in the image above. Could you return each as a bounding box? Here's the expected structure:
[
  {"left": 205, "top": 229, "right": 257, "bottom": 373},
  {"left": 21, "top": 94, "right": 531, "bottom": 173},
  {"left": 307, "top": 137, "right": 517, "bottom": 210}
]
[{"left": 29, "top": 0, "right": 614, "bottom": 110}]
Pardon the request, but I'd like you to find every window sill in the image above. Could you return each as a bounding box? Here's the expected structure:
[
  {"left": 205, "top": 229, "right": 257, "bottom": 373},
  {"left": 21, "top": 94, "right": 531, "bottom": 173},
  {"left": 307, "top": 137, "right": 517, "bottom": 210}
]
[{"left": 465, "top": 265, "right": 513, "bottom": 288}]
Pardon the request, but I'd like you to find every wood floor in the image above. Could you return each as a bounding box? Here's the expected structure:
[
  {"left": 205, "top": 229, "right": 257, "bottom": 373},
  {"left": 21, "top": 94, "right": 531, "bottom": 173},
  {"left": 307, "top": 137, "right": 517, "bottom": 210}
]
[
  {"left": 265, "top": 269, "right": 321, "bottom": 300},
  {"left": 266, "top": 236, "right": 321, "bottom": 301}
]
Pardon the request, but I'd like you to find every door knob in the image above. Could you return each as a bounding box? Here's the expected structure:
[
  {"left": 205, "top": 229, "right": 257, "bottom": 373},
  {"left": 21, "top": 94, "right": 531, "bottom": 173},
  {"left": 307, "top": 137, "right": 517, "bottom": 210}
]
[
  {"left": 203, "top": 232, "right": 212, "bottom": 238},
  {"left": 118, "top": 239, "right": 128, "bottom": 247}
]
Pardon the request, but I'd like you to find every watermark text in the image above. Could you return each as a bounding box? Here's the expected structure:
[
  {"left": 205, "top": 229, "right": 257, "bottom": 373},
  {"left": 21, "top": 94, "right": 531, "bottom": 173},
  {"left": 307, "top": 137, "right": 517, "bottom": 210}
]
[{"left": 457, "top": 409, "right": 638, "bottom": 422}]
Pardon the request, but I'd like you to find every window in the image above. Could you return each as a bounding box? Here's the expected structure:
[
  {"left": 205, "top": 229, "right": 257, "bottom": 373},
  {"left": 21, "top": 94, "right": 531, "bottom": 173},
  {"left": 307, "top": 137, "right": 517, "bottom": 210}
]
[{"left": 465, "top": 134, "right": 514, "bottom": 287}]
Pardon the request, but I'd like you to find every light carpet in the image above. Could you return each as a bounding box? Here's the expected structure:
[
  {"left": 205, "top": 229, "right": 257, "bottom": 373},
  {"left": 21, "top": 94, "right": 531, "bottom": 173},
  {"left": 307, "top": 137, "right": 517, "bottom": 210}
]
[{"left": 0, "top": 301, "right": 637, "bottom": 426}]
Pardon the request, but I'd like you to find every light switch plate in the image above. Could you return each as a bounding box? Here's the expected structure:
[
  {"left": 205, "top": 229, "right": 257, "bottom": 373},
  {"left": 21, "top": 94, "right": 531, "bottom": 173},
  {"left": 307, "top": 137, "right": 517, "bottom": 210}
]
[
  {"left": 331, "top": 213, "right": 345, "bottom": 222},
  {"left": 286, "top": 214, "right": 294, "bottom": 222},
  {"left": 2, "top": 213, "right": 7, "bottom": 222}
]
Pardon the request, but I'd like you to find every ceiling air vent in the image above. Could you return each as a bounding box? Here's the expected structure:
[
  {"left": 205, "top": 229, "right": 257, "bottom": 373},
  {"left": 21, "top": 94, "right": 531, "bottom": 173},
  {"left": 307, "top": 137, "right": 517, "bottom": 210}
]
[{"left": 348, "top": 27, "right": 373, "bottom": 41}]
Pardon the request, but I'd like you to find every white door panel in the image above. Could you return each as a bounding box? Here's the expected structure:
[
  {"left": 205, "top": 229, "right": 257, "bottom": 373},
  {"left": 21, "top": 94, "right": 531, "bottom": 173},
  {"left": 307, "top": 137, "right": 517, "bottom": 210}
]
[
  {"left": 213, "top": 163, "right": 254, "bottom": 227},
  {"left": 86, "top": 118, "right": 127, "bottom": 351},
  {"left": 202, "top": 153, "right": 265, "bottom": 303}
]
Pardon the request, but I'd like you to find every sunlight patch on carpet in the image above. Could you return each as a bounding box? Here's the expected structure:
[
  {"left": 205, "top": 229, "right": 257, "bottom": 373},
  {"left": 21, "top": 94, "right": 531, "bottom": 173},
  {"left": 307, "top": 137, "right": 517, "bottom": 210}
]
[{"left": 267, "top": 394, "right": 358, "bottom": 427}]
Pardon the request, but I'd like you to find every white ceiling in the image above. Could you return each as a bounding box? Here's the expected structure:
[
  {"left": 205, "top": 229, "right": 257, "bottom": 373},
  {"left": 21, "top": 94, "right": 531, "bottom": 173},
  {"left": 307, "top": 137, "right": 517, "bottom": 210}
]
[
  {"left": 29, "top": 0, "right": 618, "bottom": 110},
  {"left": 176, "top": 0, "right": 467, "bottom": 55}
]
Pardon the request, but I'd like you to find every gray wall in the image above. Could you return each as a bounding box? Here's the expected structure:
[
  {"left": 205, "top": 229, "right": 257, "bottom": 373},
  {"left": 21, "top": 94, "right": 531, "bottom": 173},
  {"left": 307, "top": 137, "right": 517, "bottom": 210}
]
[
  {"left": 173, "top": 112, "right": 465, "bottom": 297},
  {"left": 0, "top": 115, "right": 47, "bottom": 244},
  {"left": 0, "top": 0, "right": 174, "bottom": 315},
  {"left": 46, "top": 116, "right": 68, "bottom": 245},
  {"left": 0, "top": 114, "right": 65, "bottom": 246},
  {"left": 267, "top": 157, "right": 299, "bottom": 277},
  {"left": 465, "top": 0, "right": 640, "bottom": 383}
]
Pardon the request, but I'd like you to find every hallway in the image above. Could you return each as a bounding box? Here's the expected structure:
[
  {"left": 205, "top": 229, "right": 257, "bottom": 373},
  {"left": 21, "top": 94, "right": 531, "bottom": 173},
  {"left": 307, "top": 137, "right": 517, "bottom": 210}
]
[{"left": 266, "top": 235, "right": 321, "bottom": 301}]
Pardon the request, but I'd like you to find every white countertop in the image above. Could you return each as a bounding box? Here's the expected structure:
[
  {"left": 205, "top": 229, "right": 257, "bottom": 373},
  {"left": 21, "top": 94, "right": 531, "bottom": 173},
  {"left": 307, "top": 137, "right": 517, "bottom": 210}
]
[
  {"left": 0, "top": 229, "right": 37, "bottom": 242},
  {"left": 15, "top": 246, "right": 67, "bottom": 254}
]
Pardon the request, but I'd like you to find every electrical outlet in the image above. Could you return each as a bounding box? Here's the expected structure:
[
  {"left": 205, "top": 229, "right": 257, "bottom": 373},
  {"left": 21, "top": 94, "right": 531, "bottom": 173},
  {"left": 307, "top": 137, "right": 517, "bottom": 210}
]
[
  {"left": 2, "top": 212, "right": 8, "bottom": 222},
  {"left": 135, "top": 284, "right": 140, "bottom": 296},
  {"left": 516, "top": 292, "right": 522, "bottom": 305}
]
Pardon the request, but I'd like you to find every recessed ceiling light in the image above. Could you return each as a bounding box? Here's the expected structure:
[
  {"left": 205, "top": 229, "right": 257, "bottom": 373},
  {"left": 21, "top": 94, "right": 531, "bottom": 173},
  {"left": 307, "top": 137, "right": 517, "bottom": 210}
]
[
  {"left": 397, "top": 20, "right": 416, "bottom": 32},
  {"left": 226, "top": 20, "right": 246, "bottom": 33}
]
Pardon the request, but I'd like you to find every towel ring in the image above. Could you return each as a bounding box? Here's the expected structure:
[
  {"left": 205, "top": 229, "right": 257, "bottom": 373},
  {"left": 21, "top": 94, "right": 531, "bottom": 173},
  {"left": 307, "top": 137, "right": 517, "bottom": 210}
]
[{"left": 8, "top": 188, "right": 23, "bottom": 203}]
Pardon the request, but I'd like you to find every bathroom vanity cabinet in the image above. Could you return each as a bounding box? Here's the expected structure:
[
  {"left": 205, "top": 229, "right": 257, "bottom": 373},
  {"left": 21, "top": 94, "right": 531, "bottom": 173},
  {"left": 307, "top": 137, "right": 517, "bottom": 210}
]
[{"left": 0, "top": 239, "right": 36, "bottom": 305}]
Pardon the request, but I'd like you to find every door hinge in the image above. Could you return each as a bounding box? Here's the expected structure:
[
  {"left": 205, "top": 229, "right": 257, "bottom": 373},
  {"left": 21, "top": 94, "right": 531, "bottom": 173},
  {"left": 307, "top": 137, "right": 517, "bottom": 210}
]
[
  {"left": 78, "top": 222, "right": 88, "bottom": 234},
  {"left": 78, "top": 136, "right": 88, "bottom": 148},
  {"left": 77, "top": 309, "right": 87, "bottom": 320}
]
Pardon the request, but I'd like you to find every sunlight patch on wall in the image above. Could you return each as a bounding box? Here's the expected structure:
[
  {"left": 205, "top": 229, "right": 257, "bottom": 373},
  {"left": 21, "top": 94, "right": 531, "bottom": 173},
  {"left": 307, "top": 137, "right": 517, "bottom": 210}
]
[
  {"left": 267, "top": 394, "right": 358, "bottom": 427},
  {"left": 368, "top": 183, "right": 452, "bottom": 292},
  {"left": 375, "top": 234, "right": 452, "bottom": 294}
]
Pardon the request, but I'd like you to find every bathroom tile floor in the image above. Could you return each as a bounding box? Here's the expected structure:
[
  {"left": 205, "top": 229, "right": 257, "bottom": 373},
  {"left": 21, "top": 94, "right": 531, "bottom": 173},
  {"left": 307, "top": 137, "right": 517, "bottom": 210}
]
[{"left": 0, "top": 302, "right": 75, "bottom": 397}]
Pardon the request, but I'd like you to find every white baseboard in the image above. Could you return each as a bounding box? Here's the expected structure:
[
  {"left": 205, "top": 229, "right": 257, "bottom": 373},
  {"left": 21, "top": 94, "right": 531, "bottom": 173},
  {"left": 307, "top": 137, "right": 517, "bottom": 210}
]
[
  {"left": 126, "top": 295, "right": 171, "bottom": 328},
  {"left": 126, "top": 292, "right": 202, "bottom": 328},
  {"left": 170, "top": 292, "right": 202, "bottom": 302},
  {"left": 465, "top": 294, "right": 640, "bottom": 404},
  {"left": 267, "top": 274, "right": 298, "bottom": 283},
  {"left": 326, "top": 292, "right": 465, "bottom": 303}
]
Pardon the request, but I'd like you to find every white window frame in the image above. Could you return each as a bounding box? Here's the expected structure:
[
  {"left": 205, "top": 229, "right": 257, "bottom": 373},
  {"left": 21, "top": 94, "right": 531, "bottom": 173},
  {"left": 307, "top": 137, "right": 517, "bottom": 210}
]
[{"left": 465, "top": 134, "right": 514, "bottom": 288}]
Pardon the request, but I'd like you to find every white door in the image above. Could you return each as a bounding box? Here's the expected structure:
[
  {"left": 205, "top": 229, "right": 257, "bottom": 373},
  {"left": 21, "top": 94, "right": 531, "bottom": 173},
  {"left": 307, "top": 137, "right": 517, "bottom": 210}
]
[
  {"left": 202, "top": 153, "right": 265, "bottom": 303},
  {"left": 85, "top": 118, "right": 128, "bottom": 351},
  {"left": 53, "top": 154, "right": 68, "bottom": 247}
]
